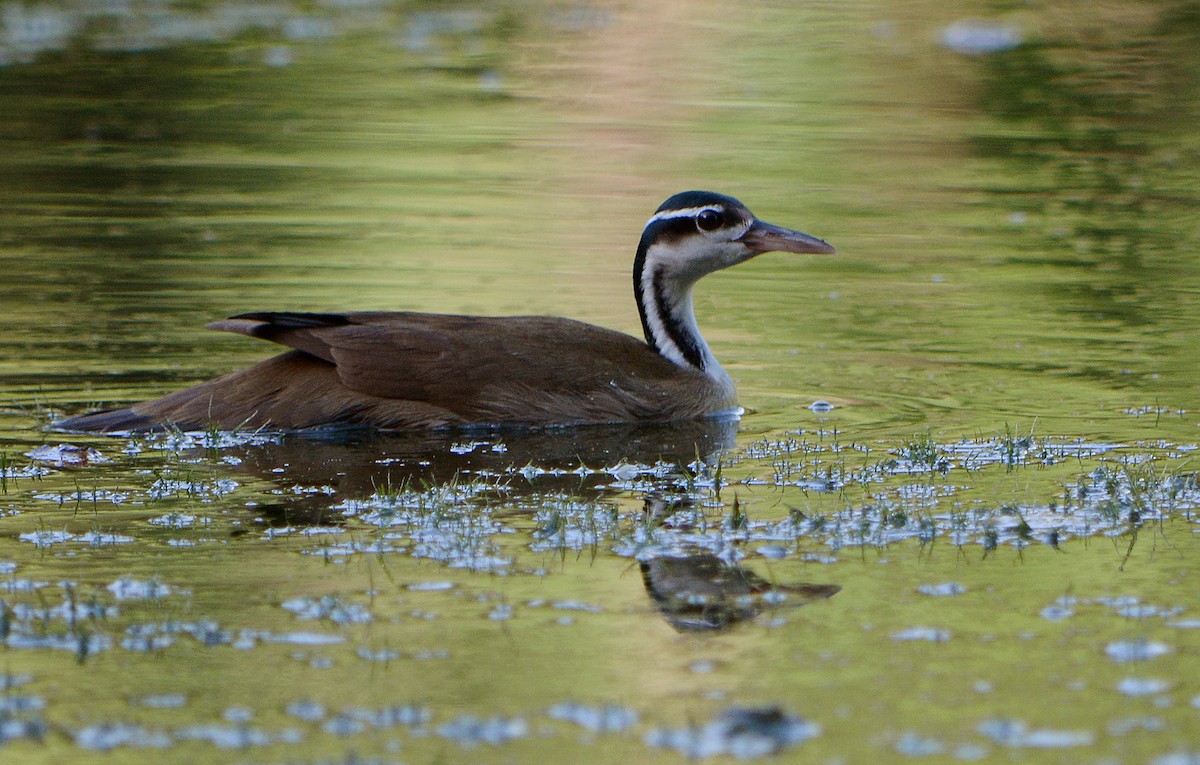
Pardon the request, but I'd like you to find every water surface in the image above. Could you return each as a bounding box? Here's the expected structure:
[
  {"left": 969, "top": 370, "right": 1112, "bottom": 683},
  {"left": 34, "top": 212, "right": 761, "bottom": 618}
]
[{"left": 1, "top": 1, "right": 1199, "bottom": 763}]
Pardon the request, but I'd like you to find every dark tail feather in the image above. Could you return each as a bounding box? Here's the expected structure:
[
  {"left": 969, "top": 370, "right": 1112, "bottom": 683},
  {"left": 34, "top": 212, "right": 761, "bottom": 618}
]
[{"left": 53, "top": 407, "right": 157, "bottom": 434}]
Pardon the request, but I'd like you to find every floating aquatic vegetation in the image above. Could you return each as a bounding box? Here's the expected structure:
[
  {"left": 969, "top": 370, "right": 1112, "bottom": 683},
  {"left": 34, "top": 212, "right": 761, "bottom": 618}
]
[
  {"left": 174, "top": 722, "right": 303, "bottom": 748},
  {"left": 26, "top": 444, "right": 108, "bottom": 467},
  {"left": 4, "top": 628, "right": 112, "bottom": 655},
  {"left": 138, "top": 429, "right": 280, "bottom": 454},
  {"left": 121, "top": 627, "right": 176, "bottom": 652},
  {"left": 406, "top": 581, "right": 454, "bottom": 591},
  {"left": 33, "top": 488, "right": 129, "bottom": 506},
  {"left": 1, "top": 711, "right": 52, "bottom": 744},
  {"left": 916, "top": 582, "right": 966, "bottom": 597},
  {"left": 977, "top": 718, "right": 1095, "bottom": 748},
  {"left": 264, "top": 526, "right": 346, "bottom": 540},
  {"left": 1116, "top": 678, "right": 1172, "bottom": 697},
  {"left": 891, "top": 627, "right": 951, "bottom": 642},
  {"left": 407, "top": 523, "right": 510, "bottom": 570},
  {"left": 281, "top": 595, "right": 373, "bottom": 625},
  {"left": 336, "top": 476, "right": 507, "bottom": 525},
  {"left": 147, "top": 477, "right": 239, "bottom": 500},
  {"left": 322, "top": 704, "right": 430, "bottom": 736},
  {"left": 0, "top": 570, "right": 45, "bottom": 592},
  {"left": 261, "top": 632, "right": 346, "bottom": 647},
  {"left": 0, "top": 460, "right": 53, "bottom": 479},
  {"left": 286, "top": 699, "right": 326, "bottom": 722},
  {"left": 108, "top": 577, "right": 175, "bottom": 601},
  {"left": 74, "top": 722, "right": 173, "bottom": 751},
  {"left": 436, "top": 714, "right": 529, "bottom": 747},
  {"left": 944, "top": 436, "right": 1116, "bottom": 470},
  {"left": 8, "top": 596, "right": 116, "bottom": 622},
  {"left": 529, "top": 496, "right": 621, "bottom": 553},
  {"left": 69, "top": 714, "right": 307, "bottom": 753},
  {"left": 1106, "top": 640, "right": 1172, "bottom": 663},
  {"left": 645, "top": 706, "right": 820, "bottom": 759},
  {"left": 1041, "top": 604, "right": 1074, "bottom": 621},
  {"left": 326, "top": 477, "right": 517, "bottom": 567},
  {"left": 301, "top": 540, "right": 403, "bottom": 558},
  {"left": 137, "top": 694, "right": 188, "bottom": 709},
  {"left": 357, "top": 646, "right": 402, "bottom": 662},
  {"left": 147, "top": 513, "right": 211, "bottom": 529},
  {"left": 450, "top": 440, "right": 507, "bottom": 455},
  {"left": 893, "top": 731, "right": 945, "bottom": 756},
  {"left": 1166, "top": 619, "right": 1200, "bottom": 630},
  {"left": 0, "top": 694, "right": 44, "bottom": 713},
  {"left": 1109, "top": 716, "right": 1165, "bottom": 736},
  {"left": 77, "top": 531, "right": 135, "bottom": 546},
  {"left": 547, "top": 702, "right": 639, "bottom": 733},
  {"left": 18, "top": 530, "right": 75, "bottom": 547},
  {"left": 889, "top": 431, "right": 952, "bottom": 474}
]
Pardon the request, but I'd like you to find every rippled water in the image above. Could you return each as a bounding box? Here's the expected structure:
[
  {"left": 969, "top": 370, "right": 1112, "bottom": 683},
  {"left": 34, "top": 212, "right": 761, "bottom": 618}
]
[{"left": 2, "top": 1, "right": 1199, "bottom": 763}]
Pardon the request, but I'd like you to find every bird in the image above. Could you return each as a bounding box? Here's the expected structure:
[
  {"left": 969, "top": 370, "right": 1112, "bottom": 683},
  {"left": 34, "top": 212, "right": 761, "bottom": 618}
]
[
  {"left": 640, "top": 553, "right": 841, "bottom": 631},
  {"left": 55, "top": 191, "right": 835, "bottom": 433}
]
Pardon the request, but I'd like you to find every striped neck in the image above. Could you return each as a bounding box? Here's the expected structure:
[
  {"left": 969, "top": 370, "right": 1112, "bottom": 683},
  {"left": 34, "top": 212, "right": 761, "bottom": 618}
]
[{"left": 633, "top": 238, "right": 726, "bottom": 383}]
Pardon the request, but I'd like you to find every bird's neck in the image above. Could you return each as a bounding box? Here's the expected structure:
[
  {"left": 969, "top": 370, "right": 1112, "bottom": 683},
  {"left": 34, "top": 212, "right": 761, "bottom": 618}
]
[{"left": 633, "top": 242, "right": 732, "bottom": 390}]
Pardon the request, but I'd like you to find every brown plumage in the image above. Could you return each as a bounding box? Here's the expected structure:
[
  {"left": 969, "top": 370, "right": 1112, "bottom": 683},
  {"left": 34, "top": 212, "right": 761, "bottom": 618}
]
[
  {"left": 55, "top": 191, "right": 834, "bottom": 433},
  {"left": 65, "top": 313, "right": 722, "bottom": 431},
  {"left": 640, "top": 553, "right": 841, "bottom": 631}
]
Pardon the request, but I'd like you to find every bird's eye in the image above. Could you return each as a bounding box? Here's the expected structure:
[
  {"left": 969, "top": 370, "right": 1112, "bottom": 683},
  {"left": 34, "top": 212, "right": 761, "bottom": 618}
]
[{"left": 695, "top": 209, "right": 723, "bottom": 232}]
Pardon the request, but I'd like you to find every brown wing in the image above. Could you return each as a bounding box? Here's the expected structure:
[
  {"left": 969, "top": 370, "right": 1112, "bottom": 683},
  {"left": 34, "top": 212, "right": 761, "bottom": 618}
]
[{"left": 207, "top": 311, "right": 713, "bottom": 423}]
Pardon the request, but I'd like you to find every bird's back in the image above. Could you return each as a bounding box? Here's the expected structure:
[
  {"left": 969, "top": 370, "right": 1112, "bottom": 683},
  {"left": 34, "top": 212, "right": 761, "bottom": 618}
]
[{"left": 56, "top": 312, "right": 735, "bottom": 432}]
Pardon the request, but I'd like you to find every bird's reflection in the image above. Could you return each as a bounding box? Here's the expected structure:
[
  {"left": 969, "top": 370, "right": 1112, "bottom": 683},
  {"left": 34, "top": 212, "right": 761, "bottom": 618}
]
[
  {"left": 640, "top": 553, "right": 840, "bottom": 632},
  {"left": 219, "top": 417, "right": 738, "bottom": 525}
]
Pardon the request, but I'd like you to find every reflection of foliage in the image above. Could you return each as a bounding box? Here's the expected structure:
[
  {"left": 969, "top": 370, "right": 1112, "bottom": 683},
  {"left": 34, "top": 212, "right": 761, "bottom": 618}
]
[
  {"left": 965, "top": 5, "right": 1200, "bottom": 324},
  {"left": 0, "top": 5, "right": 533, "bottom": 336}
]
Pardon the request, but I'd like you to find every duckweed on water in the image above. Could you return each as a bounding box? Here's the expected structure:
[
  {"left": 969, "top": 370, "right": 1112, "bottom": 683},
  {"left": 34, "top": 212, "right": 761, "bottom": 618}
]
[
  {"left": 0, "top": 432, "right": 1198, "bottom": 760},
  {"left": 2, "top": 1, "right": 1200, "bottom": 761}
]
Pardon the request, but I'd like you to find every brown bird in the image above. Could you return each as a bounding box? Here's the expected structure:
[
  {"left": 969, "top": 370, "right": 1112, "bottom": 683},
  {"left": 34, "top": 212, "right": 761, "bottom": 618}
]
[
  {"left": 640, "top": 553, "right": 841, "bottom": 631},
  {"left": 55, "top": 191, "right": 834, "bottom": 433}
]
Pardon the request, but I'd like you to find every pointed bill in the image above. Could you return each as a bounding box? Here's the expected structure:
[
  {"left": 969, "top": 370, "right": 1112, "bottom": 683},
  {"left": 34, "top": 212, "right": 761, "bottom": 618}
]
[{"left": 738, "top": 219, "right": 836, "bottom": 256}]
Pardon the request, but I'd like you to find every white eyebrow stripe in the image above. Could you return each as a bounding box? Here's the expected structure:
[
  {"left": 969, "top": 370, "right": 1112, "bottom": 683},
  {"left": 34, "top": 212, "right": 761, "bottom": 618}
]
[{"left": 646, "top": 205, "right": 721, "bottom": 225}]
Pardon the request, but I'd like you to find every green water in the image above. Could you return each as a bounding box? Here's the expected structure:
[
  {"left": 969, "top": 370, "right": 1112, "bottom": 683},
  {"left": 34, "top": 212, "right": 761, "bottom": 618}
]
[{"left": 1, "top": 1, "right": 1199, "bottom": 763}]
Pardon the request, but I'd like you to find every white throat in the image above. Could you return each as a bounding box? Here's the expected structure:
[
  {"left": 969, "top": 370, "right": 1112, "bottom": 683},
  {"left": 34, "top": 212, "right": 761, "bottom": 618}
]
[{"left": 636, "top": 243, "right": 735, "bottom": 393}]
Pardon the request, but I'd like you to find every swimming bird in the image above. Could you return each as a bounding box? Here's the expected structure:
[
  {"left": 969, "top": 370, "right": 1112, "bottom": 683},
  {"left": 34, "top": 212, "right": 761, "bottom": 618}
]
[{"left": 55, "top": 191, "right": 834, "bottom": 433}]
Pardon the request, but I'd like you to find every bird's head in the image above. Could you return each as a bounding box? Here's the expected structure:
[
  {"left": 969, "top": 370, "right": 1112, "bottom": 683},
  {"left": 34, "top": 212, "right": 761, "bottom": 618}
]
[
  {"left": 632, "top": 191, "right": 836, "bottom": 376},
  {"left": 636, "top": 190, "right": 835, "bottom": 283}
]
